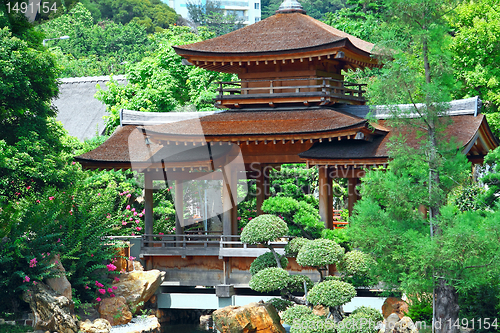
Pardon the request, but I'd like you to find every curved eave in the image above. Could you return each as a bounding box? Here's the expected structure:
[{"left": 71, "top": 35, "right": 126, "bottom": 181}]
[
  {"left": 462, "top": 115, "right": 499, "bottom": 163},
  {"left": 174, "top": 39, "right": 380, "bottom": 73}
]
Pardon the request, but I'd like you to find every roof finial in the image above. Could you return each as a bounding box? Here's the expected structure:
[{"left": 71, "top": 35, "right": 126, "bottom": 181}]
[{"left": 276, "top": 0, "right": 306, "bottom": 14}]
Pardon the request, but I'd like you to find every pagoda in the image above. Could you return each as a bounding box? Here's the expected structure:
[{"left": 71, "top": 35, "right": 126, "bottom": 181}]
[{"left": 75, "top": 0, "right": 498, "bottom": 285}]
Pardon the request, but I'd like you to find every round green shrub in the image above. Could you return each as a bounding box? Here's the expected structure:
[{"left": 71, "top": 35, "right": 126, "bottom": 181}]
[
  {"left": 351, "top": 306, "right": 383, "bottom": 323},
  {"left": 249, "top": 267, "right": 289, "bottom": 292},
  {"left": 267, "top": 298, "right": 293, "bottom": 312},
  {"left": 250, "top": 252, "right": 288, "bottom": 275},
  {"left": 285, "top": 274, "right": 314, "bottom": 293},
  {"left": 241, "top": 214, "right": 288, "bottom": 244},
  {"left": 307, "top": 280, "right": 356, "bottom": 308},
  {"left": 339, "top": 250, "right": 374, "bottom": 277},
  {"left": 296, "top": 239, "right": 345, "bottom": 267},
  {"left": 261, "top": 196, "right": 300, "bottom": 219},
  {"left": 337, "top": 312, "right": 380, "bottom": 333},
  {"left": 282, "top": 305, "right": 313, "bottom": 325},
  {"left": 290, "top": 314, "right": 336, "bottom": 333},
  {"left": 285, "top": 237, "right": 310, "bottom": 257}
]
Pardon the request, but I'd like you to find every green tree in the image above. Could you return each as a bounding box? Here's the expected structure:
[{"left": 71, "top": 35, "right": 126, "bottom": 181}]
[
  {"left": 186, "top": 0, "right": 243, "bottom": 36},
  {"left": 448, "top": 0, "right": 500, "bottom": 137},
  {"left": 96, "top": 25, "right": 234, "bottom": 133}
]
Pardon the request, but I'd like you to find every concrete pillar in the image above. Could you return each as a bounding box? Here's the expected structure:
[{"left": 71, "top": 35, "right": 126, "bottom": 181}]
[
  {"left": 222, "top": 166, "right": 238, "bottom": 235},
  {"left": 318, "top": 166, "right": 333, "bottom": 229}
]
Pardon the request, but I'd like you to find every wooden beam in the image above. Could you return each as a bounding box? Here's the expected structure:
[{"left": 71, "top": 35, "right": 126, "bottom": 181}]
[{"left": 318, "top": 166, "right": 333, "bottom": 229}]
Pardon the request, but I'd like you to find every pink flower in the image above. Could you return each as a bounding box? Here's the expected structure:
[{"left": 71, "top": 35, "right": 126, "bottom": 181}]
[
  {"left": 97, "top": 193, "right": 101, "bottom": 196},
  {"left": 85, "top": 285, "right": 89, "bottom": 289},
  {"left": 72, "top": 161, "right": 76, "bottom": 165},
  {"left": 173, "top": 227, "right": 176, "bottom": 231},
  {"left": 112, "top": 286, "right": 118, "bottom": 290},
  {"left": 126, "top": 194, "right": 131, "bottom": 198},
  {"left": 36, "top": 200, "right": 40, "bottom": 203},
  {"left": 107, "top": 215, "right": 111, "bottom": 219},
  {"left": 27, "top": 186, "right": 31, "bottom": 190},
  {"left": 136, "top": 227, "right": 142, "bottom": 231},
  {"left": 106, "top": 263, "right": 117, "bottom": 272},
  {"left": 129, "top": 217, "right": 133, "bottom": 221},
  {"left": 126, "top": 205, "right": 130, "bottom": 210},
  {"left": 138, "top": 213, "right": 143, "bottom": 217},
  {"left": 91, "top": 254, "right": 94, "bottom": 257},
  {"left": 131, "top": 233, "right": 135, "bottom": 236},
  {"left": 33, "top": 281, "right": 37, "bottom": 285},
  {"left": 49, "top": 196, "right": 55, "bottom": 200},
  {"left": 129, "top": 256, "right": 136, "bottom": 261},
  {"left": 142, "top": 209, "right": 145, "bottom": 214},
  {"left": 237, "top": 217, "right": 241, "bottom": 221},
  {"left": 159, "top": 232, "right": 164, "bottom": 235},
  {"left": 96, "top": 297, "right": 101, "bottom": 302},
  {"left": 114, "top": 277, "right": 120, "bottom": 282},
  {"left": 47, "top": 252, "right": 50, "bottom": 256},
  {"left": 122, "top": 221, "right": 127, "bottom": 225},
  {"left": 110, "top": 294, "right": 115, "bottom": 297},
  {"left": 23, "top": 276, "right": 30, "bottom": 283},
  {"left": 95, "top": 281, "right": 104, "bottom": 287},
  {"left": 135, "top": 220, "right": 140, "bottom": 224},
  {"left": 131, "top": 208, "right": 136, "bottom": 212},
  {"left": 57, "top": 238, "right": 61, "bottom": 243},
  {"left": 98, "top": 289, "right": 106, "bottom": 294},
  {"left": 133, "top": 212, "right": 137, "bottom": 216},
  {"left": 29, "top": 258, "right": 37, "bottom": 268},
  {"left": 248, "top": 217, "right": 252, "bottom": 220},
  {"left": 107, "top": 288, "right": 113, "bottom": 293}
]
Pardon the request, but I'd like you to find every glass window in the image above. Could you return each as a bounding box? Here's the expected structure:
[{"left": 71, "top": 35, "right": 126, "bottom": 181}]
[
  {"left": 255, "top": 17, "right": 260, "bottom": 22},
  {"left": 254, "top": 2, "right": 260, "bottom": 9}
]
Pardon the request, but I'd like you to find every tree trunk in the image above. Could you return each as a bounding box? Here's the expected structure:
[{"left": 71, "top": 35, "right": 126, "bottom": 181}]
[
  {"left": 434, "top": 279, "right": 460, "bottom": 333},
  {"left": 266, "top": 244, "right": 282, "bottom": 268},
  {"left": 330, "top": 306, "right": 343, "bottom": 322}
]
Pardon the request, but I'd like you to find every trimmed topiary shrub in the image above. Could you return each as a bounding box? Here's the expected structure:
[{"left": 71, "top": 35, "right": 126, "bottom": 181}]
[
  {"left": 339, "top": 250, "right": 374, "bottom": 277},
  {"left": 250, "top": 252, "right": 288, "bottom": 275},
  {"left": 337, "top": 311, "right": 381, "bottom": 333},
  {"left": 351, "top": 306, "right": 383, "bottom": 323},
  {"left": 285, "top": 274, "right": 314, "bottom": 293},
  {"left": 241, "top": 214, "right": 288, "bottom": 244},
  {"left": 267, "top": 298, "right": 293, "bottom": 312},
  {"left": 307, "top": 280, "right": 356, "bottom": 308},
  {"left": 282, "top": 305, "right": 314, "bottom": 325},
  {"left": 290, "top": 314, "right": 336, "bottom": 333},
  {"left": 296, "top": 239, "right": 345, "bottom": 268},
  {"left": 285, "top": 237, "right": 311, "bottom": 257},
  {"left": 249, "top": 267, "right": 289, "bottom": 292}
]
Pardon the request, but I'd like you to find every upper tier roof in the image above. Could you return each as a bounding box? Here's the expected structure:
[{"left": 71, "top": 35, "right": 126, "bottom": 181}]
[{"left": 173, "top": 12, "right": 375, "bottom": 58}]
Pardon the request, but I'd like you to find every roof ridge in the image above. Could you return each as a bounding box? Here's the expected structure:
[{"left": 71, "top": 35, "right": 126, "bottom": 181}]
[{"left": 59, "top": 75, "right": 127, "bottom": 84}]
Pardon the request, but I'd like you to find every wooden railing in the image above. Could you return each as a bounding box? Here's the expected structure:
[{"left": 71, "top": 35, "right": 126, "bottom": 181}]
[
  {"left": 333, "top": 209, "right": 348, "bottom": 229},
  {"left": 140, "top": 234, "right": 292, "bottom": 258},
  {"left": 215, "top": 77, "right": 366, "bottom": 102}
]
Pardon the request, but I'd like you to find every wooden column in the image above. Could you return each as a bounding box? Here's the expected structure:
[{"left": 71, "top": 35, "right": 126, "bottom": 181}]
[
  {"left": 175, "top": 179, "right": 184, "bottom": 236},
  {"left": 318, "top": 166, "right": 333, "bottom": 229},
  {"left": 347, "top": 177, "right": 359, "bottom": 216},
  {"left": 256, "top": 164, "right": 265, "bottom": 215},
  {"left": 144, "top": 172, "right": 154, "bottom": 270}
]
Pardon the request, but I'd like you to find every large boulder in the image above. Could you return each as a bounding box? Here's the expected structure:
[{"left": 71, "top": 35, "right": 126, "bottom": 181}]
[
  {"left": 382, "top": 297, "right": 409, "bottom": 319},
  {"left": 98, "top": 296, "right": 132, "bottom": 326},
  {"left": 78, "top": 318, "right": 111, "bottom": 333},
  {"left": 45, "top": 254, "right": 72, "bottom": 300},
  {"left": 112, "top": 269, "right": 165, "bottom": 314},
  {"left": 213, "top": 302, "right": 285, "bottom": 333},
  {"left": 393, "top": 316, "right": 419, "bottom": 333},
  {"left": 22, "top": 282, "right": 77, "bottom": 333}
]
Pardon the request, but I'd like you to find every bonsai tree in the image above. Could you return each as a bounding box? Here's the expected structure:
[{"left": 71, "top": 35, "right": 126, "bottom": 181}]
[
  {"left": 241, "top": 214, "right": 288, "bottom": 268},
  {"left": 307, "top": 279, "right": 356, "bottom": 322},
  {"left": 296, "top": 238, "right": 345, "bottom": 281}
]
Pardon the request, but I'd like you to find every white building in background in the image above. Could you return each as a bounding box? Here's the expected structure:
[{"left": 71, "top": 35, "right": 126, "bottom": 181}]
[{"left": 167, "top": 0, "right": 261, "bottom": 26}]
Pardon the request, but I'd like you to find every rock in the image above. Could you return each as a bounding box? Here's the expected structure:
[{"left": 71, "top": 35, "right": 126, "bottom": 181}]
[
  {"left": 112, "top": 270, "right": 165, "bottom": 314},
  {"left": 312, "top": 305, "right": 327, "bottom": 317},
  {"left": 213, "top": 302, "right": 285, "bottom": 333},
  {"left": 45, "top": 254, "right": 72, "bottom": 300},
  {"left": 200, "top": 314, "right": 211, "bottom": 325},
  {"left": 78, "top": 318, "right": 111, "bottom": 333},
  {"left": 22, "top": 282, "right": 77, "bottom": 333},
  {"left": 98, "top": 296, "right": 132, "bottom": 326},
  {"left": 393, "top": 316, "right": 418, "bottom": 333},
  {"left": 383, "top": 313, "right": 400, "bottom": 333},
  {"left": 382, "top": 297, "right": 409, "bottom": 319}
]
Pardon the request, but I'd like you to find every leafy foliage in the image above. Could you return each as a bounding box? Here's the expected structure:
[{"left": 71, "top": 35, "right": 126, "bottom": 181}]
[
  {"left": 307, "top": 280, "right": 356, "bottom": 308},
  {"left": 296, "top": 239, "right": 344, "bottom": 268},
  {"left": 249, "top": 267, "right": 289, "bottom": 292},
  {"left": 282, "top": 305, "right": 313, "bottom": 325},
  {"left": 241, "top": 214, "right": 288, "bottom": 244},
  {"left": 284, "top": 274, "right": 314, "bottom": 294},
  {"left": 186, "top": 0, "right": 244, "bottom": 36},
  {"left": 290, "top": 315, "right": 336, "bottom": 333},
  {"left": 351, "top": 306, "right": 383, "bottom": 322},
  {"left": 250, "top": 252, "right": 288, "bottom": 275},
  {"left": 339, "top": 250, "right": 376, "bottom": 287},
  {"left": 267, "top": 297, "right": 293, "bottom": 312},
  {"left": 284, "top": 237, "right": 310, "bottom": 257},
  {"left": 406, "top": 294, "right": 433, "bottom": 325},
  {"left": 337, "top": 311, "right": 380, "bottom": 333}
]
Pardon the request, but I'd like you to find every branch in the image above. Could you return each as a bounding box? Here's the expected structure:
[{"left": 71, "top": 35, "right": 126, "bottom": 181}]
[{"left": 403, "top": 81, "right": 430, "bottom": 130}]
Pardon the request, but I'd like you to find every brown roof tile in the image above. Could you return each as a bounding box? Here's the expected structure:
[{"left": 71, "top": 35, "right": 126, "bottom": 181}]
[{"left": 173, "top": 13, "right": 374, "bottom": 56}]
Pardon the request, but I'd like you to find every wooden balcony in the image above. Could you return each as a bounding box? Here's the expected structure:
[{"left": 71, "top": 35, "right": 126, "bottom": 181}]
[{"left": 215, "top": 77, "right": 366, "bottom": 109}]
